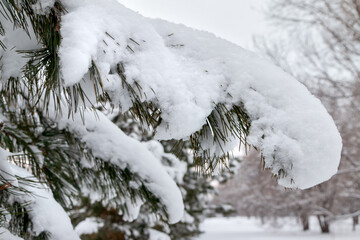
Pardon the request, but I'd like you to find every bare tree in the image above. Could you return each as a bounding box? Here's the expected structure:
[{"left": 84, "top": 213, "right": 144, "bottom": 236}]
[
  {"left": 215, "top": 148, "right": 356, "bottom": 233},
  {"left": 218, "top": 0, "right": 360, "bottom": 233}
]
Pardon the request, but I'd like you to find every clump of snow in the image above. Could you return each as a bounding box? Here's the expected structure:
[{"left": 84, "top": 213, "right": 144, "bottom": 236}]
[
  {"left": 11, "top": 166, "right": 80, "bottom": 240},
  {"left": 75, "top": 218, "right": 104, "bottom": 236},
  {"left": 144, "top": 140, "right": 187, "bottom": 183},
  {"left": 0, "top": 148, "right": 18, "bottom": 187},
  {"left": 56, "top": 109, "right": 184, "bottom": 224},
  {"left": 0, "top": 227, "right": 23, "bottom": 240},
  {"left": 0, "top": 161, "right": 80, "bottom": 240},
  {"left": 57, "top": 0, "right": 342, "bottom": 189},
  {"left": 122, "top": 197, "right": 143, "bottom": 222},
  {"left": 181, "top": 211, "right": 195, "bottom": 224},
  {"left": 149, "top": 229, "right": 171, "bottom": 240}
]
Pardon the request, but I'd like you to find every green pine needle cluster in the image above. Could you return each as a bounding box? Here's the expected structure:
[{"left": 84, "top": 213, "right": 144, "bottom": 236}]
[{"left": 0, "top": 0, "right": 252, "bottom": 238}]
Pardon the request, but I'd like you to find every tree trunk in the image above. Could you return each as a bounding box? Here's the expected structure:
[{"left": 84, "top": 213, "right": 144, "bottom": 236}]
[
  {"left": 317, "top": 215, "right": 330, "bottom": 233},
  {"left": 300, "top": 214, "right": 309, "bottom": 231},
  {"left": 352, "top": 216, "right": 359, "bottom": 231}
]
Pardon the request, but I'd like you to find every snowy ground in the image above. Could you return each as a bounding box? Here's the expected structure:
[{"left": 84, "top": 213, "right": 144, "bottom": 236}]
[{"left": 197, "top": 217, "right": 360, "bottom": 240}]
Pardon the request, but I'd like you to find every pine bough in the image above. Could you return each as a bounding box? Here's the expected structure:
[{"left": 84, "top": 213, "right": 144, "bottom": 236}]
[{"left": 0, "top": 0, "right": 342, "bottom": 239}]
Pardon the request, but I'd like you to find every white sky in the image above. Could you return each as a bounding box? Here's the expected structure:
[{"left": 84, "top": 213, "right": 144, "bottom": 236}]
[{"left": 119, "top": 0, "right": 267, "bottom": 49}]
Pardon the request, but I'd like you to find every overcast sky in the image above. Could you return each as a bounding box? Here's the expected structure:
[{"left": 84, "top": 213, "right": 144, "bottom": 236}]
[{"left": 119, "top": 0, "right": 267, "bottom": 49}]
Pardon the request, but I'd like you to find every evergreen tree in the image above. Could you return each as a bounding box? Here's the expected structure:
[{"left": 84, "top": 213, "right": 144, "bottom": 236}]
[
  {"left": 0, "top": 0, "right": 341, "bottom": 239},
  {"left": 71, "top": 111, "right": 237, "bottom": 240}
]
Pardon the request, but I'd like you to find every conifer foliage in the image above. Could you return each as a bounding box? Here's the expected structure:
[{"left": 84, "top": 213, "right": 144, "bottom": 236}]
[
  {"left": 0, "top": 0, "right": 341, "bottom": 239},
  {"left": 71, "top": 112, "right": 237, "bottom": 240}
]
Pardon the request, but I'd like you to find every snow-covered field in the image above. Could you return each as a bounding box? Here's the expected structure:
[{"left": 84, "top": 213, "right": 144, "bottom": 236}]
[{"left": 197, "top": 217, "right": 360, "bottom": 240}]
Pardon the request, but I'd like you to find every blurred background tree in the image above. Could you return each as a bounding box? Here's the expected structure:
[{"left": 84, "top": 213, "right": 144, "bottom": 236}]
[{"left": 215, "top": 0, "right": 360, "bottom": 233}]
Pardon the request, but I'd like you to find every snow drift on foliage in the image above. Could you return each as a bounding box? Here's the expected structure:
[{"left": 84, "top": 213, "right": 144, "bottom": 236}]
[
  {"left": 0, "top": 228, "right": 23, "bottom": 240},
  {"left": 0, "top": 148, "right": 79, "bottom": 240},
  {"left": 54, "top": 0, "right": 342, "bottom": 189},
  {"left": 75, "top": 217, "right": 104, "bottom": 236},
  {"left": 1, "top": 3, "right": 186, "bottom": 224},
  {"left": 149, "top": 229, "right": 171, "bottom": 240},
  {"left": 56, "top": 109, "right": 184, "bottom": 224}
]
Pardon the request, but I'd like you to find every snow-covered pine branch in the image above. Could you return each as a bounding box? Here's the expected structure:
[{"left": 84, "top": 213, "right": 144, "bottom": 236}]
[
  {"left": 56, "top": 0, "right": 340, "bottom": 189},
  {"left": 0, "top": 148, "right": 79, "bottom": 240},
  {"left": 0, "top": 0, "right": 343, "bottom": 238},
  {"left": 55, "top": 108, "right": 184, "bottom": 224}
]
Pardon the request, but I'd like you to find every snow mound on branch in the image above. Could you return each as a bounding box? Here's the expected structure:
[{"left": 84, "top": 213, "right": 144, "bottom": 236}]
[
  {"left": 149, "top": 229, "right": 171, "bottom": 240},
  {"left": 56, "top": 110, "right": 184, "bottom": 223},
  {"left": 0, "top": 148, "right": 18, "bottom": 187},
  {"left": 75, "top": 218, "right": 104, "bottom": 236},
  {"left": 1, "top": 148, "right": 78, "bottom": 239},
  {"left": 7, "top": 164, "right": 79, "bottom": 240},
  {"left": 144, "top": 140, "right": 187, "bottom": 184},
  {"left": 57, "top": 0, "right": 341, "bottom": 189},
  {"left": 0, "top": 228, "right": 24, "bottom": 240}
]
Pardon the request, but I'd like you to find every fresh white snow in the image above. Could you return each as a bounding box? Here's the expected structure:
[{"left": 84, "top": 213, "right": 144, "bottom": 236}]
[
  {"left": 75, "top": 217, "right": 104, "bottom": 236},
  {"left": 0, "top": 227, "right": 24, "bottom": 240},
  {"left": 149, "top": 229, "right": 171, "bottom": 240},
  {"left": 57, "top": 0, "right": 341, "bottom": 189},
  {"left": 7, "top": 163, "right": 80, "bottom": 240},
  {"left": 56, "top": 109, "right": 185, "bottom": 224},
  {"left": 0, "top": 0, "right": 344, "bottom": 237},
  {"left": 198, "top": 217, "right": 360, "bottom": 240}
]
